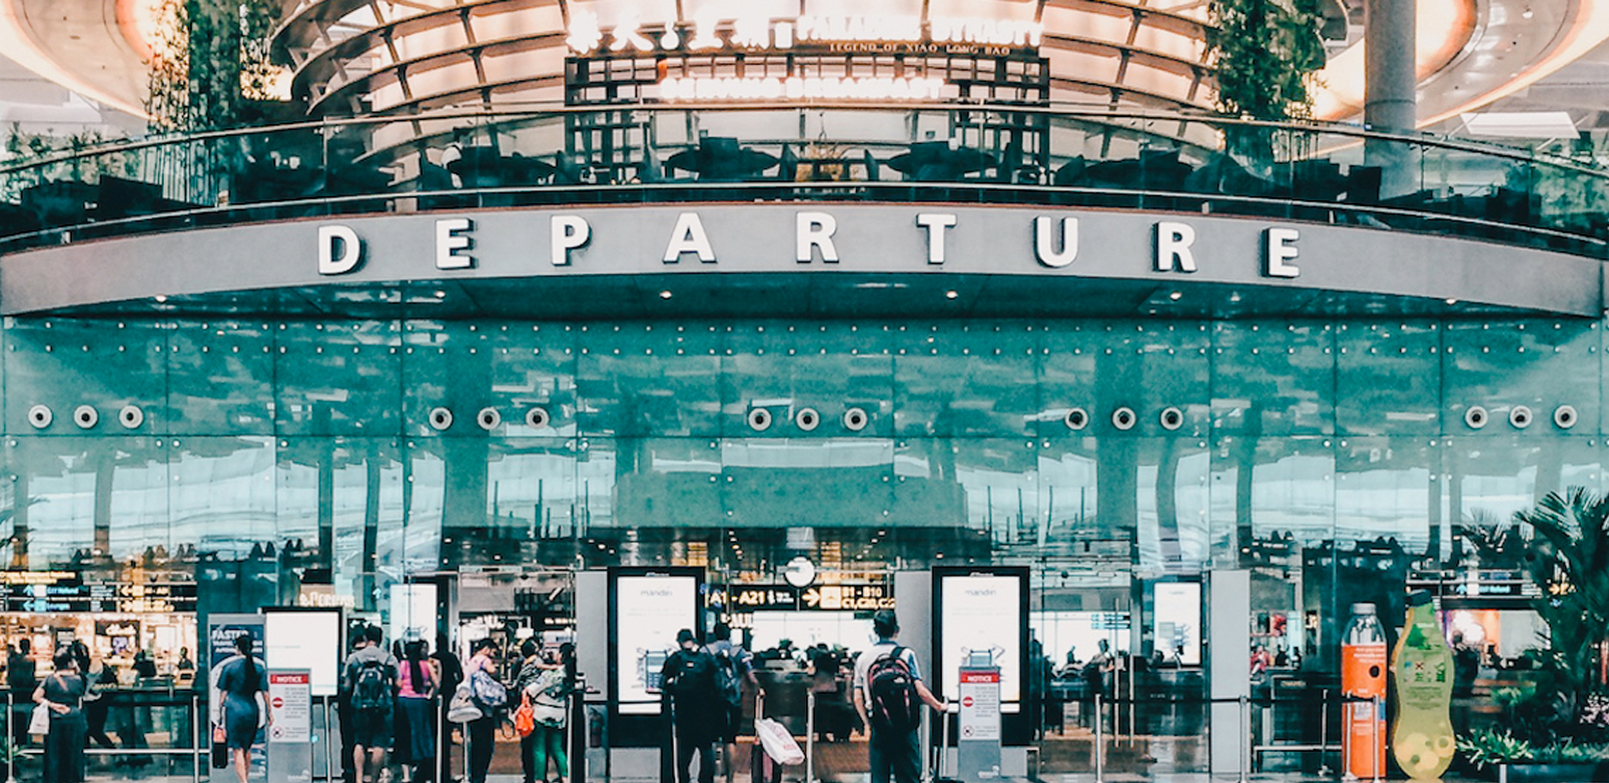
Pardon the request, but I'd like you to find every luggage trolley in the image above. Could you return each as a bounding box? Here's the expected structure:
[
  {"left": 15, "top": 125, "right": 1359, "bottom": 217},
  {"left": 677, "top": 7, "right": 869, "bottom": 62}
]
[{"left": 751, "top": 690, "right": 814, "bottom": 783}]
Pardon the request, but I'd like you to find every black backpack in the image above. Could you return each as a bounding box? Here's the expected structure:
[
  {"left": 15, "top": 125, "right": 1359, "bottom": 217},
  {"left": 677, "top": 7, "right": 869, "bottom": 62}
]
[
  {"left": 352, "top": 659, "right": 392, "bottom": 712},
  {"left": 866, "top": 646, "right": 922, "bottom": 735},
  {"left": 667, "top": 649, "right": 717, "bottom": 703},
  {"left": 710, "top": 647, "right": 742, "bottom": 709}
]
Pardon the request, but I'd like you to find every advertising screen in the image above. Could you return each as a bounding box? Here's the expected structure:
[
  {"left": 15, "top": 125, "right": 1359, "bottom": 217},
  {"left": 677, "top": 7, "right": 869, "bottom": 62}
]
[
  {"left": 1152, "top": 582, "right": 1202, "bottom": 666},
  {"left": 264, "top": 609, "right": 342, "bottom": 697},
  {"left": 387, "top": 583, "right": 438, "bottom": 645},
  {"left": 615, "top": 574, "right": 697, "bottom": 714},
  {"left": 938, "top": 572, "right": 1023, "bottom": 705}
]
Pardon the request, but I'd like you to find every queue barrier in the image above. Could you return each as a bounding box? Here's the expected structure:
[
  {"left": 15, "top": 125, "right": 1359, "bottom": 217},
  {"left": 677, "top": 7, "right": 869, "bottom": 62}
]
[{"left": 3, "top": 689, "right": 209, "bottom": 783}]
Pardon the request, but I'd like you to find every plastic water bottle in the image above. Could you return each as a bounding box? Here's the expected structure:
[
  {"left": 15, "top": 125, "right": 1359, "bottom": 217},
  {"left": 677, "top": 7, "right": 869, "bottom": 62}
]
[
  {"left": 1391, "top": 590, "right": 1456, "bottom": 780},
  {"left": 1341, "top": 602, "right": 1386, "bottom": 781}
]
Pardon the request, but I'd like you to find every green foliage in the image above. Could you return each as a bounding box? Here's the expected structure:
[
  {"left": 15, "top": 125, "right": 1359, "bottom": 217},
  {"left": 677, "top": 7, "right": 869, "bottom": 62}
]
[
  {"left": 1507, "top": 488, "right": 1609, "bottom": 744},
  {"left": 146, "top": 0, "right": 288, "bottom": 132},
  {"left": 1458, "top": 729, "right": 1535, "bottom": 770},
  {"left": 0, "top": 124, "right": 132, "bottom": 201},
  {"left": 1207, "top": 0, "right": 1327, "bottom": 121}
]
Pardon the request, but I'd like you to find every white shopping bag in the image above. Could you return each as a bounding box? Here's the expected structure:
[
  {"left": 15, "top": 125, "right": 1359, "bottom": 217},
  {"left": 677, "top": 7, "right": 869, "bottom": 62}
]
[{"left": 754, "top": 717, "right": 805, "bottom": 766}]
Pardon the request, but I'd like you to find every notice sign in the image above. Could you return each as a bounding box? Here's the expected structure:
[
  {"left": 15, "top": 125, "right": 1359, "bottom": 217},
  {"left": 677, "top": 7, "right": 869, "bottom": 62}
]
[
  {"left": 958, "top": 669, "right": 1002, "bottom": 742},
  {"left": 267, "top": 672, "right": 311, "bottom": 744}
]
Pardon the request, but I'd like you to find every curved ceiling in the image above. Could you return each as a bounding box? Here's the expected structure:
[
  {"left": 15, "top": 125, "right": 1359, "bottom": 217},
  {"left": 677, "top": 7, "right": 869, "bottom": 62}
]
[{"left": 3, "top": 0, "right": 1609, "bottom": 129}]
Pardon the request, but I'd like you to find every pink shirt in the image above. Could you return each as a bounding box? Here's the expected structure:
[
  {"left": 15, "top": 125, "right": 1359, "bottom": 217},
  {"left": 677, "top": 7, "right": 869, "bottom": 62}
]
[{"left": 397, "top": 659, "right": 435, "bottom": 698}]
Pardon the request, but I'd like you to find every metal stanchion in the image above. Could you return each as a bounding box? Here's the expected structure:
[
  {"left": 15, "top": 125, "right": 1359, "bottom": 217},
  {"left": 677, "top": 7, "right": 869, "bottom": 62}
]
[
  {"left": 1092, "top": 692, "right": 1104, "bottom": 783},
  {"left": 193, "top": 693, "right": 203, "bottom": 783},
  {"left": 6, "top": 691, "right": 14, "bottom": 783},
  {"left": 1238, "top": 696, "right": 1250, "bottom": 783},
  {"left": 1369, "top": 695, "right": 1384, "bottom": 782},
  {"left": 804, "top": 689, "right": 815, "bottom": 783},
  {"left": 1317, "top": 689, "right": 1332, "bottom": 777}
]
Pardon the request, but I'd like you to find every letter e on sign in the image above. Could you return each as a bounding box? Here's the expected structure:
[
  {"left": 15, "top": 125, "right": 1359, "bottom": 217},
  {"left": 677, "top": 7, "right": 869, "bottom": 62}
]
[
  {"left": 318, "top": 225, "right": 363, "bottom": 275},
  {"left": 436, "top": 218, "right": 475, "bottom": 269},
  {"left": 1264, "top": 228, "right": 1300, "bottom": 278}
]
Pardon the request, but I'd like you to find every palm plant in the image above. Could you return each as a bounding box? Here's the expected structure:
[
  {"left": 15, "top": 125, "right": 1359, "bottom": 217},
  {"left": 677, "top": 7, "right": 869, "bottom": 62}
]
[{"left": 1514, "top": 488, "right": 1609, "bottom": 741}]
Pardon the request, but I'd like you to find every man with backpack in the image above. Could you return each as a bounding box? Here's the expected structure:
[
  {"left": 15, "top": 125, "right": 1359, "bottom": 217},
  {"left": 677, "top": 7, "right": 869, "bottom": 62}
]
[
  {"left": 705, "top": 623, "right": 764, "bottom": 783},
  {"left": 659, "top": 629, "right": 720, "bottom": 783},
  {"left": 342, "top": 625, "right": 399, "bottom": 783},
  {"left": 853, "top": 610, "right": 945, "bottom": 783}
]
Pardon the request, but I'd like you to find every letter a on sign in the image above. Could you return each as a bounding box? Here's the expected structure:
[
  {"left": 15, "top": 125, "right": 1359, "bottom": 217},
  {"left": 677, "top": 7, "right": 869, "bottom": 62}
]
[{"left": 664, "top": 213, "right": 717, "bottom": 263}]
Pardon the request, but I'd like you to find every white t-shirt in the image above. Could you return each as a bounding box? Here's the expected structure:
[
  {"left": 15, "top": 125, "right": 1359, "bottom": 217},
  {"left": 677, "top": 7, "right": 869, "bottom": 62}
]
[{"left": 852, "top": 640, "right": 922, "bottom": 697}]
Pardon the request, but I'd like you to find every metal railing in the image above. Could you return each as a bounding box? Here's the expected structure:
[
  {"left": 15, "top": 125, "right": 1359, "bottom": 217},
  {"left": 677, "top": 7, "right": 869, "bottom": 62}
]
[{"left": 1, "top": 103, "right": 1606, "bottom": 259}]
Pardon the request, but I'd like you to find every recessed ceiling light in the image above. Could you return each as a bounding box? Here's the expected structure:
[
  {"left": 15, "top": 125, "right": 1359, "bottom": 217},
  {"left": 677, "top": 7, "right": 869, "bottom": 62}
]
[
  {"left": 1169, "top": 291, "right": 1182, "bottom": 301},
  {"left": 434, "top": 290, "right": 446, "bottom": 298},
  {"left": 660, "top": 290, "right": 673, "bottom": 299},
  {"left": 945, "top": 290, "right": 958, "bottom": 299}
]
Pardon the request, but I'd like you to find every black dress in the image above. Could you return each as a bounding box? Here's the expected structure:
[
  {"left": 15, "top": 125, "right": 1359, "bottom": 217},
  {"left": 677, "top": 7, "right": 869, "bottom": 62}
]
[{"left": 42, "top": 671, "right": 87, "bottom": 783}]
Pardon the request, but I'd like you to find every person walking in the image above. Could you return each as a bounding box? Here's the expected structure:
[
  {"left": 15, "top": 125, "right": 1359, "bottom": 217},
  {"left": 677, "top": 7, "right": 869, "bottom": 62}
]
[
  {"left": 9, "top": 638, "right": 38, "bottom": 749},
  {"left": 526, "top": 644, "right": 575, "bottom": 783},
  {"left": 212, "top": 633, "right": 270, "bottom": 783},
  {"left": 35, "top": 647, "right": 87, "bottom": 783},
  {"left": 660, "top": 629, "right": 719, "bottom": 783},
  {"left": 705, "top": 623, "right": 762, "bottom": 783},
  {"left": 514, "top": 640, "right": 549, "bottom": 783},
  {"left": 464, "top": 639, "right": 503, "bottom": 783},
  {"left": 397, "top": 640, "right": 438, "bottom": 783},
  {"left": 853, "top": 610, "right": 944, "bottom": 783},
  {"left": 342, "top": 625, "right": 398, "bottom": 783},
  {"left": 83, "top": 663, "right": 117, "bottom": 749},
  {"left": 430, "top": 634, "right": 464, "bottom": 783}
]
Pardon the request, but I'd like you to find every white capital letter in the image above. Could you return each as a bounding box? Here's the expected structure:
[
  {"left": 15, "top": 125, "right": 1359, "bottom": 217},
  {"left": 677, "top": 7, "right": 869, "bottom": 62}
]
[
  {"left": 1264, "top": 228, "right": 1301, "bottom": 278},
  {"left": 1155, "top": 221, "right": 1197, "bottom": 273},
  {"left": 435, "top": 218, "right": 475, "bottom": 269},
  {"left": 663, "top": 212, "right": 717, "bottom": 264},
  {"left": 916, "top": 213, "right": 958, "bottom": 265},
  {"left": 318, "top": 225, "right": 362, "bottom": 275},
  {"left": 1033, "top": 216, "right": 1079, "bottom": 268},
  {"left": 796, "top": 212, "right": 839, "bottom": 263},
  {"left": 551, "top": 215, "right": 590, "bottom": 266}
]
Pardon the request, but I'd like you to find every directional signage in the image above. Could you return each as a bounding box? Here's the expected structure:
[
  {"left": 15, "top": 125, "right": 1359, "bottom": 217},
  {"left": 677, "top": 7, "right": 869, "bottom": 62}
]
[{"left": 800, "top": 584, "right": 895, "bottom": 611}]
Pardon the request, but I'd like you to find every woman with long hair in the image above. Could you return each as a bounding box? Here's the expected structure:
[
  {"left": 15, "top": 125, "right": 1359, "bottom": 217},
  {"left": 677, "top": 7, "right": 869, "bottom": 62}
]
[
  {"left": 526, "top": 643, "right": 575, "bottom": 783},
  {"left": 397, "top": 639, "right": 438, "bottom": 782},
  {"left": 464, "top": 639, "right": 502, "bottom": 783},
  {"left": 214, "top": 633, "right": 271, "bottom": 783},
  {"left": 34, "top": 647, "right": 87, "bottom": 783}
]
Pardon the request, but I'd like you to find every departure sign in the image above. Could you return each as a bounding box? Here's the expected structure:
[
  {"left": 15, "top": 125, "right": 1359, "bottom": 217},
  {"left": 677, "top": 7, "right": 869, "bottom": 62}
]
[
  {"left": 801, "top": 584, "right": 895, "bottom": 610},
  {"left": 0, "top": 574, "right": 196, "bottom": 613}
]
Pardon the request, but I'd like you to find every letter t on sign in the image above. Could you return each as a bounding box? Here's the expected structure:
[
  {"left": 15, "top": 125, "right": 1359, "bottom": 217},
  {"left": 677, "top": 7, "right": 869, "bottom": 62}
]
[{"left": 916, "top": 213, "right": 958, "bottom": 264}]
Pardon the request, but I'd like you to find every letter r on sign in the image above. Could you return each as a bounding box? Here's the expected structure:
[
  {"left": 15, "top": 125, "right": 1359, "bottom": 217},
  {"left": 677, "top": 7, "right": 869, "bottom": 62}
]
[
  {"left": 796, "top": 212, "right": 840, "bottom": 263},
  {"left": 1154, "top": 221, "right": 1197, "bottom": 273}
]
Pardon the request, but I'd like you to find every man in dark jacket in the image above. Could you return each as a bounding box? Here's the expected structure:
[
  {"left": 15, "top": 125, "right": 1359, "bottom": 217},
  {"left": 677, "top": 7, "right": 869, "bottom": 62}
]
[{"left": 659, "top": 629, "right": 718, "bottom": 783}]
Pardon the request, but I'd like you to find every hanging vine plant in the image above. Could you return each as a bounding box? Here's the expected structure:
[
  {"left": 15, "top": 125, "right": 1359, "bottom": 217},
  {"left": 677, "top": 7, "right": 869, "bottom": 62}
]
[
  {"left": 146, "top": 0, "right": 290, "bottom": 132},
  {"left": 1206, "top": 0, "right": 1327, "bottom": 155}
]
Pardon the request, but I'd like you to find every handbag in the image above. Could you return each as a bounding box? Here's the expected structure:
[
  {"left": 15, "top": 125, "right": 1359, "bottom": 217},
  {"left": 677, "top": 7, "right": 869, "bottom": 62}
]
[
  {"left": 27, "top": 704, "right": 49, "bottom": 735},
  {"left": 447, "top": 683, "right": 483, "bottom": 723},
  {"left": 211, "top": 726, "right": 229, "bottom": 769},
  {"left": 513, "top": 693, "right": 536, "bottom": 737},
  {"left": 469, "top": 668, "right": 508, "bottom": 711}
]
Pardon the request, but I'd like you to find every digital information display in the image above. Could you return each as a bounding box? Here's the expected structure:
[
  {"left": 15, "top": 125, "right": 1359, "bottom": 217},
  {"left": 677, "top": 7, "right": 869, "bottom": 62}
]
[
  {"left": 615, "top": 575, "right": 697, "bottom": 715},
  {"left": 939, "top": 573, "right": 1023, "bottom": 708},
  {"left": 1152, "top": 582, "right": 1202, "bottom": 666},
  {"left": 388, "top": 583, "right": 438, "bottom": 645},
  {"left": 264, "top": 609, "right": 342, "bottom": 697}
]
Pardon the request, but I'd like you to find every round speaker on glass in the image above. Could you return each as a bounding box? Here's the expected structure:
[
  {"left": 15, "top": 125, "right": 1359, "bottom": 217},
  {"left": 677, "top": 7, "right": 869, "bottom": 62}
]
[
  {"left": 747, "top": 407, "right": 773, "bottom": 432},
  {"left": 1159, "top": 407, "right": 1184, "bottom": 431},
  {"left": 1555, "top": 405, "right": 1579, "bottom": 429},
  {"left": 525, "top": 407, "right": 551, "bottom": 429},
  {"left": 26, "top": 405, "right": 52, "bottom": 429},
  {"left": 428, "top": 407, "right": 454, "bottom": 431},
  {"left": 843, "top": 407, "right": 869, "bottom": 432},
  {"left": 1510, "top": 405, "right": 1533, "bottom": 429},
  {"left": 1112, "top": 407, "right": 1137, "bottom": 431},
  {"left": 1464, "top": 406, "right": 1488, "bottom": 429},
  {"left": 476, "top": 408, "right": 501, "bottom": 431},
  {"left": 1064, "top": 407, "right": 1089, "bottom": 431},
  {"left": 795, "top": 407, "right": 821, "bottom": 432},
  {"left": 73, "top": 405, "right": 98, "bottom": 429},
  {"left": 118, "top": 405, "right": 144, "bottom": 429}
]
